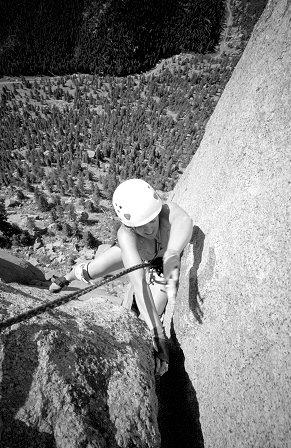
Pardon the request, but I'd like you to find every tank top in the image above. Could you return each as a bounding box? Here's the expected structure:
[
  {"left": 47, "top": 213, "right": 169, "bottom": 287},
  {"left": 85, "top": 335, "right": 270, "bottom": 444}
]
[{"left": 135, "top": 206, "right": 171, "bottom": 262}]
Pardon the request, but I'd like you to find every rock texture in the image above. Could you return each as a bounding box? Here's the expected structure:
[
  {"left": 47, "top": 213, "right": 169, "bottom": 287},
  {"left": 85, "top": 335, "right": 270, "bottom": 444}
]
[
  {"left": 0, "top": 282, "right": 160, "bottom": 447},
  {"left": 167, "top": 1, "right": 291, "bottom": 447},
  {"left": 0, "top": 249, "right": 46, "bottom": 284}
]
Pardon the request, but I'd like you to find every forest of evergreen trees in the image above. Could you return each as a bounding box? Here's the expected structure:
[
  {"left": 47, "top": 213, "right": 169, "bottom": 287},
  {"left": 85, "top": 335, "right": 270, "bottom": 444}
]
[
  {"left": 0, "top": 0, "right": 268, "bottom": 254},
  {"left": 0, "top": 53, "right": 239, "bottom": 197},
  {"left": 0, "top": 0, "right": 225, "bottom": 76}
]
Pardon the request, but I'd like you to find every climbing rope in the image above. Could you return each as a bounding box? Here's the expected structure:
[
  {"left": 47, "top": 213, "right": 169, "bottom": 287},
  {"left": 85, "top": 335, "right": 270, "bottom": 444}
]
[{"left": 0, "top": 262, "right": 152, "bottom": 332}]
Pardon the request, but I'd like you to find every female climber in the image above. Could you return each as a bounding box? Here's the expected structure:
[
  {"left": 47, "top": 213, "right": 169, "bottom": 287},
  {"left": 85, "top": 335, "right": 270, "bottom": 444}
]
[{"left": 50, "top": 179, "right": 193, "bottom": 374}]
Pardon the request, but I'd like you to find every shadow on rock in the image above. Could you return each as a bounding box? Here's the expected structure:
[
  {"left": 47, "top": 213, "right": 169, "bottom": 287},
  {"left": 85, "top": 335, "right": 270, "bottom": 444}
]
[
  {"left": 156, "top": 323, "right": 204, "bottom": 448},
  {"left": 188, "top": 226, "right": 205, "bottom": 324}
]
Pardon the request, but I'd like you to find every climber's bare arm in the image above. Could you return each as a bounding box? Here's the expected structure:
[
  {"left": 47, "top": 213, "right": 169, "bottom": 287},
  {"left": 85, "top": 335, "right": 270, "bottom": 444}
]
[
  {"left": 161, "top": 202, "right": 193, "bottom": 295},
  {"left": 166, "top": 202, "right": 193, "bottom": 254}
]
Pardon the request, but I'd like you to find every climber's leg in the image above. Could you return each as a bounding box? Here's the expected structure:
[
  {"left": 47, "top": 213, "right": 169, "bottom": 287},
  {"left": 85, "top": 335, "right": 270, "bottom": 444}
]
[
  {"left": 149, "top": 280, "right": 168, "bottom": 317},
  {"left": 50, "top": 245, "right": 124, "bottom": 293}
]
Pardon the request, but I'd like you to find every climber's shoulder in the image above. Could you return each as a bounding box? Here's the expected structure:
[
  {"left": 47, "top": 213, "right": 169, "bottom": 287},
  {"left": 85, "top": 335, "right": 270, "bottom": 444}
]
[{"left": 160, "top": 201, "right": 190, "bottom": 222}]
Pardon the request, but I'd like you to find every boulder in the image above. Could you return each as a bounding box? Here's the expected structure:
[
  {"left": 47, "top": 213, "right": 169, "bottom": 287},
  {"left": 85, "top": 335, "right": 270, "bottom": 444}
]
[
  {"left": 45, "top": 242, "right": 54, "bottom": 251},
  {"left": 0, "top": 285, "right": 160, "bottom": 448},
  {"left": 96, "top": 243, "right": 112, "bottom": 255},
  {"left": 33, "top": 237, "right": 43, "bottom": 250},
  {"left": 34, "top": 220, "right": 46, "bottom": 230},
  {"left": 47, "top": 223, "right": 58, "bottom": 233},
  {"left": 5, "top": 198, "right": 20, "bottom": 208},
  {"left": 53, "top": 240, "right": 63, "bottom": 248},
  {"left": 77, "top": 248, "right": 95, "bottom": 260},
  {"left": 0, "top": 250, "right": 45, "bottom": 284},
  {"left": 166, "top": 1, "right": 291, "bottom": 447},
  {"left": 27, "top": 257, "right": 39, "bottom": 267},
  {"left": 87, "top": 149, "right": 95, "bottom": 158},
  {"left": 44, "top": 269, "right": 59, "bottom": 281}
]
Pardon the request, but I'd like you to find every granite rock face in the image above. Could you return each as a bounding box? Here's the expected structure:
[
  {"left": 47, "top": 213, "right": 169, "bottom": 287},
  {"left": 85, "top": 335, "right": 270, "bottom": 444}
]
[
  {"left": 167, "top": 1, "right": 291, "bottom": 447},
  {"left": 0, "top": 249, "right": 46, "bottom": 284},
  {"left": 0, "top": 283, "right": 160, "bottom": 448}
]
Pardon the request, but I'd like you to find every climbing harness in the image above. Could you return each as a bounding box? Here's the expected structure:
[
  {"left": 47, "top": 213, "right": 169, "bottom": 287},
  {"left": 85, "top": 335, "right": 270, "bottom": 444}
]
[{"left": 0, "top": 262, "right": 152, "bottom": 332}]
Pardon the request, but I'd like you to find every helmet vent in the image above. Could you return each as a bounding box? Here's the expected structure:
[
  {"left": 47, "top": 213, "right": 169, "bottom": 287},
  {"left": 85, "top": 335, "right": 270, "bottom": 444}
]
[{"left": 124, "top": 213, "right": 131, "bottom": 220}]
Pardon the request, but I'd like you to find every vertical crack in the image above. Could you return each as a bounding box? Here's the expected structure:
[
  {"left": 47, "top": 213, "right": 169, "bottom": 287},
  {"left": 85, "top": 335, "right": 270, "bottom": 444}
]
[{"left": 156, "top": 327, "right": 204, "bottom": 448}]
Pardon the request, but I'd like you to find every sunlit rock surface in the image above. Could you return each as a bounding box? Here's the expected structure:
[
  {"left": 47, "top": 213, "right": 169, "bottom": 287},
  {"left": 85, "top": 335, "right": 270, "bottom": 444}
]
[
  {"left": 0, "top": 283, "right": 160, "bottom": 448},
  {"left": 168, "top": 0, "right": 291, "bottom": 446}
]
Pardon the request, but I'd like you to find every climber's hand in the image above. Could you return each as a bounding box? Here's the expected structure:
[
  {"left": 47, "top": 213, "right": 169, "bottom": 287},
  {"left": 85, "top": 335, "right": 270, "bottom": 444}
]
[
  {"left": 165, "top": 269, "right": 179, "bottom": 303},
  {"left": 163, "top": 250, "right": 180, "bottom": 282}
]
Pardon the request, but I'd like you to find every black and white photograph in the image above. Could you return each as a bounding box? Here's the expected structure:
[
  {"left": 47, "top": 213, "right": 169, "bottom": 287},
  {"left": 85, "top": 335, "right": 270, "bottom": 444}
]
[{"left": 0, "top": 0, "right": 290, "bottom": 447}]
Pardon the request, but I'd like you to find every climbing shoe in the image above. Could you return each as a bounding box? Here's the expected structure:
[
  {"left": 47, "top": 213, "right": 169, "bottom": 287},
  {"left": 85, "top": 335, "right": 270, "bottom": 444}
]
[
  {"left": 49, "top": 276, "right": 70, "bottom": 293},
  {"left": 151, "top": 327, "right": 169, "bottom": 376},
  {"left": 151, "top": 327, "right": 169, "bottom": 364}
]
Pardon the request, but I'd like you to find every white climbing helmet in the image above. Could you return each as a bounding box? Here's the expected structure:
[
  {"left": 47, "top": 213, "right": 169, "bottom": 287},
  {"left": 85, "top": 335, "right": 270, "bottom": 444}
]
[{"left": 112, "top": 179, "right": 162, "bottom": 227}]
